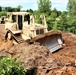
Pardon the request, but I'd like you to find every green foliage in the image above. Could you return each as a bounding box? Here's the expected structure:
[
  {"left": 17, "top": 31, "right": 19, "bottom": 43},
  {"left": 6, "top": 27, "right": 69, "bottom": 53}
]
[
  {"left": 26, "top": 9, "right": 33, "bottom": 14},
  {"left": 46, "top": 15, "right": 53, "bottom": 30},
  {"left": 0, "top": 57, "right": 27, "bottom": 75},
  {"left": 17, "top": 5, "right": 23, "bottom": 11},
  {"left": 33, "top": 10, "right": 41, "bottom": 23},
  {"left": 57, "top": 11, "right": 62, "bottom": 17},
  {"left": 67, "top": 0, "right": 76, "bottom": 15},
  {"left": 0, "top": 6, "right": 2, "bottom": 11},
  {"left": 67, "top": 0, "right": 76, "bottom": 34},
  {"left": 4, "top": 5, "right": 22, "bottom": 12},
  {"left": 50, "top": 11, "right": 57, "bottom": 20},
  {"left": 5, "top": 7, "right": 13, "bottom": 12},
  {"left": 36, "top": 0, "right": 76, "bottom": 34},
  {"left": 37, "top": 0, "right": 51, "bottom": 13},
  {"left": 46, "top": 9, "right": 58, "bottom": 30},
  {"left": 0, "top": 11, "right": 7, "bottom": 17},
  {"left": 56, "top": 12, "right": 68, "bottom": 31}
]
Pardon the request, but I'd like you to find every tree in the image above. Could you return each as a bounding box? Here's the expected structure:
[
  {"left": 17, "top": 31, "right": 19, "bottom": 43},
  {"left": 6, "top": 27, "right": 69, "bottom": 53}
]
[
  {"left": 5, "top": 7, "right": 13, "bottom": 12},
  {"left": 51, "top": 9, "right": 58, "bottom": 20},
  {"left": 0, "top": 11, "right": 7, "bottom": 17},
  {"left": 67, "top": 0, "right": 76, "bottom": 33},
  {"left": 0, "top": 6, "right": 2, "bottom": 11},
  {"left": 26, "top": 9, "right": 33, "bottom": 13},
  {"left": 16, "top": 5, "right": 22, "bottom": 11},
  {"left": 57, "top": 11, "right": 68, "bottom": 31},
  {"left": 67, "top": 0, "right": 76, "bottom": 15},
  {"left": 37, "top": 0, "right": 51, "bottom": 13},
  {"left": 57, "top": 11, "right": 62, "bottom": 17}
]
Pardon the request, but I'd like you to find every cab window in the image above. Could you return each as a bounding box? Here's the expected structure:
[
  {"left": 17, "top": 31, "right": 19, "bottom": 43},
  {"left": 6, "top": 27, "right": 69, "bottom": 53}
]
[
  {"left": 12, "top": 15, "right": 16, "bottom": 22},
  {"left": 36, "top": 29, "right": 44, "bottom": 35},
  {"left": 24, "top": 14, "right": 30, "bottom": 24}
]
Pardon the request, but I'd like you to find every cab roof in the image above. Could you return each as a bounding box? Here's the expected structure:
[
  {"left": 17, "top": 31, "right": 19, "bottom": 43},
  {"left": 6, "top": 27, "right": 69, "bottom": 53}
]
[{"left": 7, "top": 12, "right": 29, "bottom": 16}]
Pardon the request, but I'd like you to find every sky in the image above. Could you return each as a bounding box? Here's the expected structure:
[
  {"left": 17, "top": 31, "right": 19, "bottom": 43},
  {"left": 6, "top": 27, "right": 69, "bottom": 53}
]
[{"left": 0, "top": 0, "right": 68, "bottom": 11}]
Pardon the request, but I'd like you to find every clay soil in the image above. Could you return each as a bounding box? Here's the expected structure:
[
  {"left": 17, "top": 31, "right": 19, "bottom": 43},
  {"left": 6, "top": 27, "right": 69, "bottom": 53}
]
[{"left": 0, "top": 24, "right": 76, "bottom": 75}]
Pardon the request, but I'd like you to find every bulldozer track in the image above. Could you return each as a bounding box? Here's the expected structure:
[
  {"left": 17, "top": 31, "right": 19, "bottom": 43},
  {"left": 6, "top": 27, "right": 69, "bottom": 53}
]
[{"left": 5, "top": 30, "right": 25, "bottom": 44}]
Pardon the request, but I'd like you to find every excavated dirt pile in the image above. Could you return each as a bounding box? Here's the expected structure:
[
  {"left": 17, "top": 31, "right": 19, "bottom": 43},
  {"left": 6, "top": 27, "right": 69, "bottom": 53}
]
[
  {"left": 7, "top": 43, "right": 58, "bottom": 75},
  {"left": 0, "top": 24, "right": 76, "bottom": 75}
]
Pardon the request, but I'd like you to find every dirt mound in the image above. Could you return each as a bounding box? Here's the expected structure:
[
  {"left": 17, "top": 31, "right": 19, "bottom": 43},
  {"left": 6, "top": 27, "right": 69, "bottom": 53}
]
[
  {"left": 0, "top": 24, "right": 7, "bottom": 39},
  {"left": 0, "top": 24, "right": 76, "bottom": 75},
  {"left": 46, "top": 66, "right": 76, "bottom": 75},
  {"left": 0, "top": 41, "right": 59, "bottom": 75},
  {"left": 6, "top": 43, "right": 59, "bottom": 75}
]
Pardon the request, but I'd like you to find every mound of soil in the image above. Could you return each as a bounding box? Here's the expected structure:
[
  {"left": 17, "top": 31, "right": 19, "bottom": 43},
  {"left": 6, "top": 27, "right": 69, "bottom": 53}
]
[{"left": 0, "top": 24, "right": 76, "bottom": 75}]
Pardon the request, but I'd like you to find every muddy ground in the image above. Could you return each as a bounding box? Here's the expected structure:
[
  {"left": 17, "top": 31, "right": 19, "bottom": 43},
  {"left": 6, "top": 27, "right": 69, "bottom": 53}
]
[{"left": 0, "top": 24, "right": 76, "bottom": 75}]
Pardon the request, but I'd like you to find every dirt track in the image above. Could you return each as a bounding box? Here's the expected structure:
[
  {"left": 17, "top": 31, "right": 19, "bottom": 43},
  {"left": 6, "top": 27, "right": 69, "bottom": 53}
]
[{"left": 0, "top": 24, "right": 76, "bottom": 75}]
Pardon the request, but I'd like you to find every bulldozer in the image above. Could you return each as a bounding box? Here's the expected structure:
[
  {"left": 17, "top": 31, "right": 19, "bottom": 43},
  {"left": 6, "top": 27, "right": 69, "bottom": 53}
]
[{"left": 5, "top": 12, "right": 63, "bottom": 53}]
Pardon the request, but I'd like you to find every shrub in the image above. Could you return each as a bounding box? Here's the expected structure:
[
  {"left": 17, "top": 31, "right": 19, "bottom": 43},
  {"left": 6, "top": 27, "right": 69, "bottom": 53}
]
[
  {"left": 0, "top": 57, "right": 27, "bottom": 75},
  {"left": 0, "top": 11, "right": 7, "bottom": 17}
]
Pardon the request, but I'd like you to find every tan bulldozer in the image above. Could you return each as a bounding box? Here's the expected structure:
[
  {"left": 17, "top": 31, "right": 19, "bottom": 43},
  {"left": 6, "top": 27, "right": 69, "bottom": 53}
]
[{"left": 5, "top": 12, "right": 63, "bottom": 53}]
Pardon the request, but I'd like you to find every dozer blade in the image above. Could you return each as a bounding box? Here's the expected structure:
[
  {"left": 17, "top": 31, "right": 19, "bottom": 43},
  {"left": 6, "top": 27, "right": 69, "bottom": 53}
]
[{"left": 30, "top": 31, "right": 63, "bottom": 53}]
